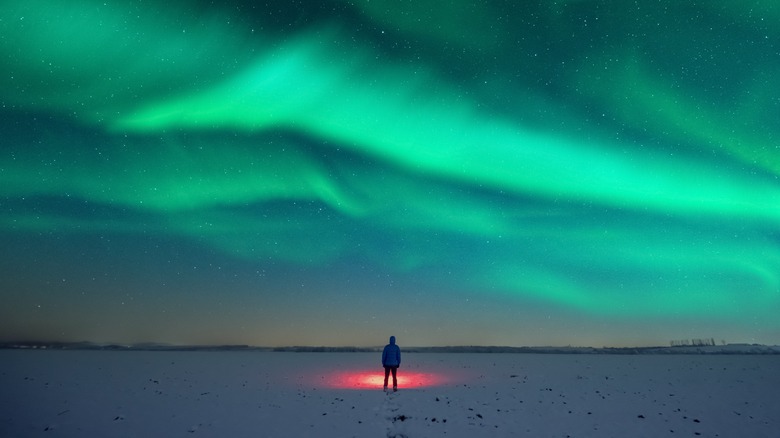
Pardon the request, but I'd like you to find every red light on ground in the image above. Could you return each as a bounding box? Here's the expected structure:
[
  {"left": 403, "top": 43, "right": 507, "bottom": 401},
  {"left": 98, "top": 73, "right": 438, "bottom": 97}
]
[{"left": 324, "top": 369, "right": 447, "bottom": 389}]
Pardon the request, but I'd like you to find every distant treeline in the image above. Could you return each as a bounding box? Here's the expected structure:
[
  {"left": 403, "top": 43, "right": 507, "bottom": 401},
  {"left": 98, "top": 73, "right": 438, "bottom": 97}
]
[
  {"left": 2, "top": 342, "right": 778, "bottom": 354},
  {"left": 0, "top": 341, "right": 271, "bottom": 352},
  {"left": 272, "top": 346, "right": 378, "bottom": 353},
  {"left": 670, "top": 338, "right": 717, "bottom": 347}
]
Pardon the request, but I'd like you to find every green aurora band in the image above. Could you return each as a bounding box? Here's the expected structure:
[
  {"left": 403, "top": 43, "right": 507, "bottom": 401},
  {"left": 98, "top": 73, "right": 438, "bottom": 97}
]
[{"left": 1, "top": 0, "right": 779, "bottom": 343}]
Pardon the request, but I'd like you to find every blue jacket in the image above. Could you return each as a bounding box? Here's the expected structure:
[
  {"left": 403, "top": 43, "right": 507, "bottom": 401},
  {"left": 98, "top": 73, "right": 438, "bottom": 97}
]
[{"left": 382, "top": 336, "right": 401, "bottom": 367}]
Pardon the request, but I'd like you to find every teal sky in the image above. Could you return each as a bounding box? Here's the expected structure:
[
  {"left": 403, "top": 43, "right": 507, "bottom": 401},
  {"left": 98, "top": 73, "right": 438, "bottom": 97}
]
[{"left": 1, "top": 0, "right": 779, "bottom": 347}]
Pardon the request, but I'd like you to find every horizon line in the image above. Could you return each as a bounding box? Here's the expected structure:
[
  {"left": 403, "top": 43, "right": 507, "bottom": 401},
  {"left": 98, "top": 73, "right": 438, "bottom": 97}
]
[{"left": 1, "top": 340, "right": 776, "bottom": 351}]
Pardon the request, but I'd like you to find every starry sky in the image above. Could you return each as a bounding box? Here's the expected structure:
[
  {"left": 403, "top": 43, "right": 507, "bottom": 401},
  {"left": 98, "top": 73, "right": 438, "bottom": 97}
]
[{"left": 1, "top": 0, "right": 779, "bottom": 347}]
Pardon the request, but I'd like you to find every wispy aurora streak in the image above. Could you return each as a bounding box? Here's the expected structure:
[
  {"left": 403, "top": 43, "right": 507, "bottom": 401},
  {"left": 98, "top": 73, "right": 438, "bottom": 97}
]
[
  {"left": 1, "top": 0, "right": 778, "bottom": 346},
  {"left": 114, "top": 31, "right": 780, "bottom": 221}
]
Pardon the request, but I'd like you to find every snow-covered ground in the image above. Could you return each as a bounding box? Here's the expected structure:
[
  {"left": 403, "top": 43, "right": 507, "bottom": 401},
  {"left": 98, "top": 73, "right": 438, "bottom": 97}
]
[{"left": 1, "top": 350, "right": 778, "bottom": 437}]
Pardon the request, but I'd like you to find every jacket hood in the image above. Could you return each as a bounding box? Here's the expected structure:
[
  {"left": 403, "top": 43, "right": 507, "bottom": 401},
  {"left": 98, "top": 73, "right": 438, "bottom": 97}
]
[{"left": 389, "top": 336, "right": 396, "bottom": 345}]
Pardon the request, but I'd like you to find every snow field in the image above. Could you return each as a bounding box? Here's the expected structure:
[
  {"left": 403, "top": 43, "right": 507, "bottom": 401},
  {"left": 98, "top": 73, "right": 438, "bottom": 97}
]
[{"left": 1, "top": 350, "right": 778, "bottom": 437}]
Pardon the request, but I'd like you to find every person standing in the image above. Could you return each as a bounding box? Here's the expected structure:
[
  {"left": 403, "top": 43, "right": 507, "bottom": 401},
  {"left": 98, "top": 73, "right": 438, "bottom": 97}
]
[{"left": 382, "top": 335, "right": 401, "bottom": 391}]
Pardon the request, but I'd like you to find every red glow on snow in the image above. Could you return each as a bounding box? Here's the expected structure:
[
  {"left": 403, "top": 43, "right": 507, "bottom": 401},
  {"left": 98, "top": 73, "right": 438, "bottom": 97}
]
[{"left": 323, "top": 369, "right": 448, "bottom": 389}]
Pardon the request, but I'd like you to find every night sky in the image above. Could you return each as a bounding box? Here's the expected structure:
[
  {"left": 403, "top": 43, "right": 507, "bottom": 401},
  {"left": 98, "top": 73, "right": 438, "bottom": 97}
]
[{"left": 2, "top": 1, "right": 779, "bottom": 347}]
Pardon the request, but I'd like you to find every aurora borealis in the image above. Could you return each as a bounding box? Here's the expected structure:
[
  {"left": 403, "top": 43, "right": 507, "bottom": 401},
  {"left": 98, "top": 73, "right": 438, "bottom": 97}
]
[{"left": 1, "top": 0, "right": 779, "bottom": 347}]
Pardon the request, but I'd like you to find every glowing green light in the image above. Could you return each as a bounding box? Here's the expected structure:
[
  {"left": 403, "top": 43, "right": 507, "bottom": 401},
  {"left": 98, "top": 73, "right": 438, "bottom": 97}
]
[{"left": 1, "top": 0, "right": 779, "bottom": 335}]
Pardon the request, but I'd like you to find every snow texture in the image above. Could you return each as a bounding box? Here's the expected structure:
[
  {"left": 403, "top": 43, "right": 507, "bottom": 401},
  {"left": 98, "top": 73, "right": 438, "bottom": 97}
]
[{"left": 1, "top": 350, "right": 778, "bottom": 437}]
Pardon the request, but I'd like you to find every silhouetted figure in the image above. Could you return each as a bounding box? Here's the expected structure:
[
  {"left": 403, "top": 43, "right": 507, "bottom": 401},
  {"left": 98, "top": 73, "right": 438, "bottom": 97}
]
[{"left": 382, "top": 335, "right": 401, "bottom": 391}]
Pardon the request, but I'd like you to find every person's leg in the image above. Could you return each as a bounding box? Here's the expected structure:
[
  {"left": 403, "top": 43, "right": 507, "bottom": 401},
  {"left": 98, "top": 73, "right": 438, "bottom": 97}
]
[
  {"left": 383, "top": 366, "right": 390, "bottom": 389},
  {"left": 391, "top": 367, "right": 398, "bottom": 389}
]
